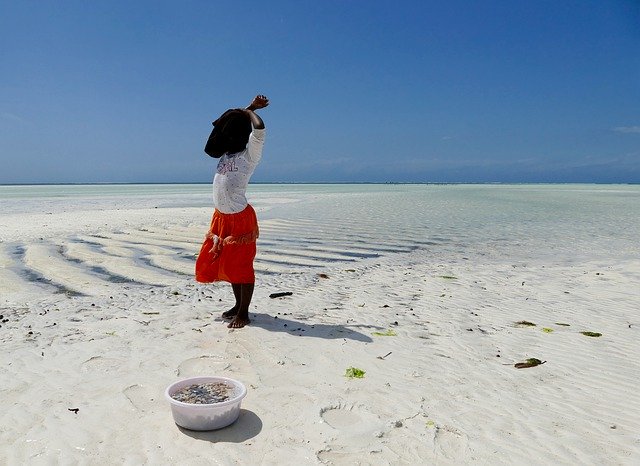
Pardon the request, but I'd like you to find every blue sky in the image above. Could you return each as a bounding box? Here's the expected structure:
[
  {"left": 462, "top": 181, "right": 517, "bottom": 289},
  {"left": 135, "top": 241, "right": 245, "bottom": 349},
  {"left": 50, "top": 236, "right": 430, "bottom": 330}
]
[{"left": 1, "top": 0, "right": 638, "bottom": 184}]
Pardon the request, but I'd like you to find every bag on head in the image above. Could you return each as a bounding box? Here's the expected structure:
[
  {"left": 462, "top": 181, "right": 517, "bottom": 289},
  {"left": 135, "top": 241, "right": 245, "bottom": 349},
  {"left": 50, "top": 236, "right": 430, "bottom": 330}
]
[{"left": 204, "top": 109, "right": 252, "bottom": 158}]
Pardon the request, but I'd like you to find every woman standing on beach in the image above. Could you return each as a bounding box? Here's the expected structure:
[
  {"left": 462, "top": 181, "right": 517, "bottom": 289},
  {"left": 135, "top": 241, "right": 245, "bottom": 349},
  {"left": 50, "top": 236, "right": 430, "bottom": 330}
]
[{"left": 195, "top": 94, "right": 269, "bottom": 328}]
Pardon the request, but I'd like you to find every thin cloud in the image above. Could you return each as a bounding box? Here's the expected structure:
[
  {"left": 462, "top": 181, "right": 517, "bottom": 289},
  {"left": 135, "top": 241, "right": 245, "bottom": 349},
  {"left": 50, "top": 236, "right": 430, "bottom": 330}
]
[
  {"left": 613, "top": 126, "right": 640, "bottom": 134},
  {"left": 402, "top": 153, "right": 640, "bottom": 174}
]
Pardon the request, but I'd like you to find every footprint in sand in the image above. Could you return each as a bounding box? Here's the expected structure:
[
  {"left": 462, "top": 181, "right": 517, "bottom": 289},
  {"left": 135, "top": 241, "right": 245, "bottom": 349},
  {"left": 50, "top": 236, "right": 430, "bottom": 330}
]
[
  {"left": 433, "top": 424, "right": 470, "bottom": 463},
  {"left": 317, "top": 404, "right": 387, "bottom": 464},
  {"left": 80, "top": 356, "right": 123, "bottom": 374},
  {"left": 175, "top": 355, "right": 231, "bottom": 377},
  {"left": 220, "top": 342, "right": 262, "bottom": 386},
  {"left": 123, "top": 384, "right": 157, "bottom": 412},
  {"left": 321, "top": 405, "right": 365, "bottom": 430}
]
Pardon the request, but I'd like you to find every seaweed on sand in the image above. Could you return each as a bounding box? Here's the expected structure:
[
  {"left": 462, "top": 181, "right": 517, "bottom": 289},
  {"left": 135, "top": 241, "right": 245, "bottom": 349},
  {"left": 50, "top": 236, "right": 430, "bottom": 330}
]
[
  {"left": 514, "top": 358, "right": 546, "bottom": 369},
  {"left": 514, "top": 321, "right": 537, "bottom": 327},
  {"left": 372, "top": 329, "right": 397, "bottom": 336},
  {"left": 345, "top": 367, "right": 366, "bottom": 378}
]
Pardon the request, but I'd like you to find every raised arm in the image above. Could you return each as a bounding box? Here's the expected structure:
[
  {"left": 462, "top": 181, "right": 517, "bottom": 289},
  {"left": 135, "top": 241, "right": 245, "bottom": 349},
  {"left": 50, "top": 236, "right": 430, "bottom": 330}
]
[{"left": 244, "top": 94, "right": 269, "bottom": 129}]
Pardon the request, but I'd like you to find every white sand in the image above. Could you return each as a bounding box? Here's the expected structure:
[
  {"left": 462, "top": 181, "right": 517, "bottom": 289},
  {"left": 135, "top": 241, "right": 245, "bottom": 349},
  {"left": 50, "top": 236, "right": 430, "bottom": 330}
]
[{"left": 1, "top": 186, "right": 639, "bottom": 465}]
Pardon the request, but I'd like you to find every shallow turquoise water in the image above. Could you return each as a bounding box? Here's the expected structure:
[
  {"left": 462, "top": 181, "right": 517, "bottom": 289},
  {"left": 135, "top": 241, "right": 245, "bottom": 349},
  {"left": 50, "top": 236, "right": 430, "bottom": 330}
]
[{"left": 2, "top": 183, "right": 638, "bottom": 264}]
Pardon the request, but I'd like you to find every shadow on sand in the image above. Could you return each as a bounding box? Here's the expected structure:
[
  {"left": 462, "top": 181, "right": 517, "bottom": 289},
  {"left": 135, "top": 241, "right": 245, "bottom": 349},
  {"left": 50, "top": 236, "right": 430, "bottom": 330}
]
[
  {"left": 178, "top": 409, "right": 262, "bottom": 443},
  {"left": 222, "top": 312, "right": 377, "bottom": 342}
]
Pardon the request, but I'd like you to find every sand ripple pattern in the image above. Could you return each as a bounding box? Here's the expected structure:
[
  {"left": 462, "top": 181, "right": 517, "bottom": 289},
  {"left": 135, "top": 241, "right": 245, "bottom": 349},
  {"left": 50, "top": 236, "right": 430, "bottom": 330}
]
[{"left": 0, "top": 213, "right": 434, "bottom": 297}]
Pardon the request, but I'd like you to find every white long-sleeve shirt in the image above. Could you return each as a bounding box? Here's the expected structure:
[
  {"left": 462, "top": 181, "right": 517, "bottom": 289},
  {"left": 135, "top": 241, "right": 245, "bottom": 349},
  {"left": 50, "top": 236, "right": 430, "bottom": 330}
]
[{"left": 212, "top": 129, "right": 265, "bottom": 213}]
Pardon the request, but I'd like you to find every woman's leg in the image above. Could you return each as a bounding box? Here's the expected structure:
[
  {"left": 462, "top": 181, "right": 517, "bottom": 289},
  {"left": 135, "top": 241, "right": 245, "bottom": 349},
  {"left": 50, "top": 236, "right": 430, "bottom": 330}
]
[
  {"left": 222, "top": 283, "right": 242, "bottom": 319},
  {"left": 228, "top": 283, "right": 254, "bottom": 328}
]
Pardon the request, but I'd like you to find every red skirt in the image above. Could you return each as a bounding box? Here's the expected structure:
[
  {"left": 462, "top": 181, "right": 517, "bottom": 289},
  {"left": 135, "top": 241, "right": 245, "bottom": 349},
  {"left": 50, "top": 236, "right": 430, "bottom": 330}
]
[{"left": 195, "top": 204, "right": 259, "bottom": 284}]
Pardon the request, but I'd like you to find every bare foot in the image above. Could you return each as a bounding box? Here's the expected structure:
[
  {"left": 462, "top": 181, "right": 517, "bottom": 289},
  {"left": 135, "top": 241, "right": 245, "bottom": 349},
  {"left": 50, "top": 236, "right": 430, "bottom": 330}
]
[
  {"left": 227, "top": 316, "right": 250, "bottom": 328},
  {"left": 221, "top": 306, "right": 238, "bottom": 320}
]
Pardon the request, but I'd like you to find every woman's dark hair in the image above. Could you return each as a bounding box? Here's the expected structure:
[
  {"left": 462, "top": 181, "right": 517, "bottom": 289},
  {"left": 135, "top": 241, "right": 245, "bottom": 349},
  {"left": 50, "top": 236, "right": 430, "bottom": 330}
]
[{"left": 204, "top": 109, "right": 252, "bottom": 158}]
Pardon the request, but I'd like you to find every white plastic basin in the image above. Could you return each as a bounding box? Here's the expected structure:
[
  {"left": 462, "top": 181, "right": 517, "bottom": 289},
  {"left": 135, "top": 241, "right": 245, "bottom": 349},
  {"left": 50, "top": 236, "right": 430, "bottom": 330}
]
[{"left": 165, "top": 376, "right": 247, "bottom": 431}]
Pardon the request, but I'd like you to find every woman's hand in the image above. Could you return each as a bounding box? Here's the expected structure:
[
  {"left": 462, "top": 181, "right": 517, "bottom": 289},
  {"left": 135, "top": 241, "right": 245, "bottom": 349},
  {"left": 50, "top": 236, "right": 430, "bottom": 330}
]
[{"left": 247, "top": 95, "right": 269, "bottom": 111}]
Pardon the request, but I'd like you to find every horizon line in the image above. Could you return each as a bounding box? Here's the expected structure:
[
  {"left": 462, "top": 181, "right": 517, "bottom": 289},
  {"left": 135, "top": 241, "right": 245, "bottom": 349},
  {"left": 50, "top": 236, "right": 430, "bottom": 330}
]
[{"left": 1, "top": 181, "right": 639, "bottom": 187}]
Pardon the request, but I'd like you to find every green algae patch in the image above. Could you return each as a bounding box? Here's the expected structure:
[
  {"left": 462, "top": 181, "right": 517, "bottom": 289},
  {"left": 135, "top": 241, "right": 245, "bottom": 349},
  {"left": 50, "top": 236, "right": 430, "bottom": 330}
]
[
  {"left": 373, "top": 329, "right": 397, "bottom": 337},
  {"left": 345, "top": 367, "right": 366, "bottom": 379},
  {"left": 555, "top": 322, "right": 571, "bottom": 326},
  {"left": 581, "top": 331, "right": 602, "bottom": 337},
  {"left": 542, "top": 327, "right": 554, "bottom": 333},
  {"left": 515, "top": 320, "right": 537, "bottom": 327},
  {"left": 514, "top": 358, "right": 546, "bottom": 369}
]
